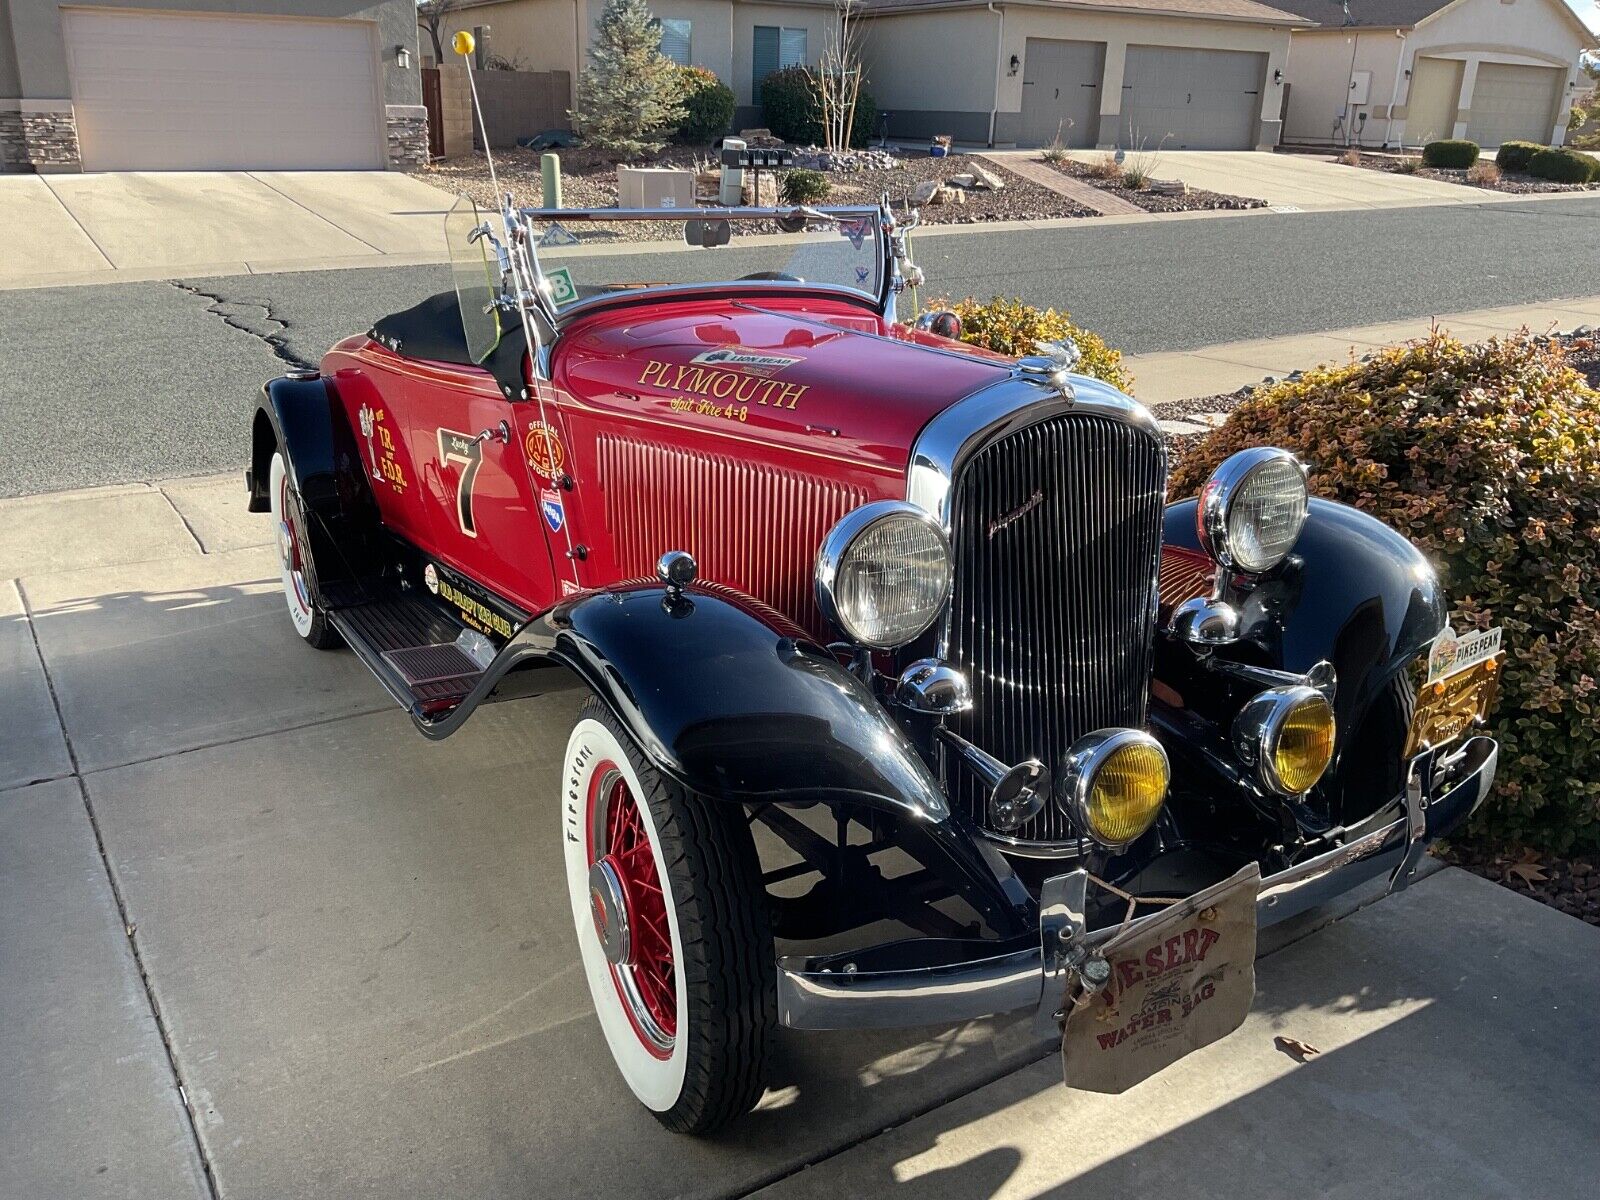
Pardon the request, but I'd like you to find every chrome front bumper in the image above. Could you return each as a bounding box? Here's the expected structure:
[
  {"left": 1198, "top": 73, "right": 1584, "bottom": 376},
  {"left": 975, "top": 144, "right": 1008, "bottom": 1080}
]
[{"left": 777, "top": 736, "right": 1497, "bottom": 1032}]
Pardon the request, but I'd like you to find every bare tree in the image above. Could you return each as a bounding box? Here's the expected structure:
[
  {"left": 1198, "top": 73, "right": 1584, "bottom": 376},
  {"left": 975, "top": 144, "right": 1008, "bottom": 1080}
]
[
  {"left": 814, "top": 0, "right": 864, "bottom": 153},
  {"left": 418, "top": 0, "right": 461, "bottom": 68}
]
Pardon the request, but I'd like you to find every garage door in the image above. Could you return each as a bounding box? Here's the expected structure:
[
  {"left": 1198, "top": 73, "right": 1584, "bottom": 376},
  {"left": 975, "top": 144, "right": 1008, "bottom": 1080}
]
[
  {"left": 62, "top": 9, "right": 385, "bottom": 172},
  {"left": 1466, "top": 62, "right": 1562, "bottom": 148},
  {"left": 1120, "top": 46, "right": 1265, "bottom": 151},
  {"left": 1019, "top": 39, "right": 1105, "bottom": 148},
  {"left": 1404, "top": 56, "right": 1464, "bottom": 146}
]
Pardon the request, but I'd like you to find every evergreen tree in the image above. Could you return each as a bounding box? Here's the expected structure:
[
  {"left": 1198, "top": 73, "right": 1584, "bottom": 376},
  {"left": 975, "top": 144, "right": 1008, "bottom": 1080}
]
[{"left": 568, "top": 0, "right": 687, "bottom": 155}]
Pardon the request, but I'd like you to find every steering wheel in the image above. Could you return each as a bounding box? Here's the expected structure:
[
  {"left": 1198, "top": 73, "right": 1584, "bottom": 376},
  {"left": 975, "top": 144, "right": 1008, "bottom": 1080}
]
[{"left": 739, "top": 271, "right": 803, "bottom": 282}]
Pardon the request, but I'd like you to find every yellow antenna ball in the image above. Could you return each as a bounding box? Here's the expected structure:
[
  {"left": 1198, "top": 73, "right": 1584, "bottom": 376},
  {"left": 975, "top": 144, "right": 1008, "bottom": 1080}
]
[{"left": 453, "top": 30, "right": 475, "bottom": 56}]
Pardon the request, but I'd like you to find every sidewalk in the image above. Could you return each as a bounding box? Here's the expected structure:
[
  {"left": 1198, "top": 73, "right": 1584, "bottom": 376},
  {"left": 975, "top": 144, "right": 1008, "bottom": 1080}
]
[{"left": 1130, "top": 294, "right": 1600, "bottom": 405}]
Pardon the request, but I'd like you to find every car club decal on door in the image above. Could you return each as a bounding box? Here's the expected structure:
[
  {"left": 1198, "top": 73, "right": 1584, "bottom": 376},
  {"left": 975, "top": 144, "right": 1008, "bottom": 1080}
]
[
  {"left": 358, "top": 404, "right": 407, "bottom": 493},
  {"left": 524, "top": 421, "right": 566, "bottom": 481},
  {"left": 437, "top": 428, "right": 486, "bottom": 537}
]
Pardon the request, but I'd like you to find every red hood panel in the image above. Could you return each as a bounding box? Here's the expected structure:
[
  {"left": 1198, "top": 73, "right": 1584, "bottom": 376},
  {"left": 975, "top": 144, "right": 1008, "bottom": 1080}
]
[{"left": 552, "top": 297, "right": 1010, "bottom": 473}]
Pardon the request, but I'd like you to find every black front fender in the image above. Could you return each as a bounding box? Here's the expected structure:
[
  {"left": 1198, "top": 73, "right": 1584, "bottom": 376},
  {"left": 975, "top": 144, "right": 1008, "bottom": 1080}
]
[
  {"left": 422, "top": 583, "right": 1034, "bottom": 935},
  {"left": 1163, "top": 496, "right": 1446, "bottom": 742}
]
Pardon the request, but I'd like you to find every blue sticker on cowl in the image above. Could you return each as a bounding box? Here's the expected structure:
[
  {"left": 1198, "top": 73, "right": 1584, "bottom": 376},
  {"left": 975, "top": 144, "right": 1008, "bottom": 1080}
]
[{"left": 541, "top": 490, "right": 565, "bottom": 533}]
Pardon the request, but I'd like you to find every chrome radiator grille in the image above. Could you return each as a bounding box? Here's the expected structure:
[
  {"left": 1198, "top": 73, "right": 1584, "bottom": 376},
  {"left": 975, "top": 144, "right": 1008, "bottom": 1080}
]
[{"left": 941, "top": 413, "right": 1167, "bottom": 845}]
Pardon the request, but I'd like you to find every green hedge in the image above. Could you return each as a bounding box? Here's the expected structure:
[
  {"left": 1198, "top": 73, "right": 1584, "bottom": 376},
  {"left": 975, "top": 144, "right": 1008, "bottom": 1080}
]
[
  {"left": 1422, "top": 139, "right": 1480, "bottom": 169},
  {"left": 1495, "top": 140, "right": 1542, "bottom": 173},
  {"left": 1169, "top": 332, "right": 1600, "bottom": 854},
  {"left": 1527, "top": 146, "right": 1600, "bottom": 184},
  {"left": 780, "top": 167, "right": 830, "bottom": 204},
  {"left": 676, "top": 66, "right": 735, "bottom": 142},
  {"left": 759, "top": 66, "right": 876, "bottom": 148}
]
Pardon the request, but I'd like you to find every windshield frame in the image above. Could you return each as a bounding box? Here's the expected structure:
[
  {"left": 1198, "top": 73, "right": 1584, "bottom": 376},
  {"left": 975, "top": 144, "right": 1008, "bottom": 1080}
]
[{"left": 513, "top": 204, "right": 897, "bottom": 328}]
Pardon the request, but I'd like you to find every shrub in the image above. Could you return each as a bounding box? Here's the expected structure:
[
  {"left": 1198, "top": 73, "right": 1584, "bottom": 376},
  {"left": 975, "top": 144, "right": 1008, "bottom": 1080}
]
[
  {"left": 760, "top": 65, "right": 876, "bottom": 147},
  {"left": 1421, "top": 139, "right": 1479, "bottom": 168},
  {"left": 929, "top": 295, "right": 1134, "bottom": 394},
  {"left": 1169, "top": 332, "right": 1600, "bottom": 853},
  {"left": 1495, "top": 140, "right": 1543, "bottom": 173},
  {"left": 675, "top": 65, "right": 734, "bottom": 142},
  {"left": 779, "top": 167, "right": 830, "bottom": 204},
  {"left": 1391, "top": 156, "right": 1422, "bottom": 174},
  {"left": 1568, "top": 103, "right": 1589, "bottom": 131},
  {"left": 1086, "top": 152, "right": 1122, "bottom": 180},
  {"left": 1041, "top": 140, "right": 1070, "bottom": 165},
  {"left": 567, "top": 0, "right": 686, "bottom": 155},
  {"left": 1527, "top": 146, "right": 1600, "bottom": 184},
  {"left": 1466, "top": 160, "right": 1501, "bottom": 187},
  {"left": 1338, "top": 147, "right": 1363, "bottom": 167}
]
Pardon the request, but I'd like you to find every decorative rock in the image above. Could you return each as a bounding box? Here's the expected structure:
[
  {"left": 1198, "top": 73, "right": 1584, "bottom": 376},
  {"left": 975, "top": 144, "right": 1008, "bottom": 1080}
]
[
  {"left": 739, "top": 127, "right": 784, "bottom": 148},
  {"left": 1149, "top": 178, "right": 1187, "bottom": 196},
  {"left": 971, "top": 163, "right": 1006, "bottom": 190},
  {"left": 1195, "top": 411, "right": 1231, "bottom": 427},
  {"left": 912, "top": 179, "right": 942, "bottom": 205},
  {"left": 1574, "top": 325, "right": 1594, "bottom": 336},
  {"left": 947, "top": 172, "right": 977, "bottom": 188},
  {"left": 1157, "top": 419, "right": 1209, "bottom": 436}
]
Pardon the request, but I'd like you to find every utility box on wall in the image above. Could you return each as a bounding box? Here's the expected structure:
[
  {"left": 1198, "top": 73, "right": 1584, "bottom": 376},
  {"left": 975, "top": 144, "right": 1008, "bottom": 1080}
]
[{"left": 618, "top": 167, "right": 695, "bottom": 209}]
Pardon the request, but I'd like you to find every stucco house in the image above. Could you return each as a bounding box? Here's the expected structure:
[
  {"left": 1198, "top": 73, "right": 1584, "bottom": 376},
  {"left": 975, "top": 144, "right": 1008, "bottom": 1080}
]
[
  {"left": 424, "top": 0, "right": 838, "bottom": 128},
  {"left": 858, "top": 0, "right": 1312, "bottom": 150},
  {"left": 1276, "top": 0, "right": 1597, "bottom": 149},
  {"left": 0, "top": 0, "right": 425, "bottom": 173}
]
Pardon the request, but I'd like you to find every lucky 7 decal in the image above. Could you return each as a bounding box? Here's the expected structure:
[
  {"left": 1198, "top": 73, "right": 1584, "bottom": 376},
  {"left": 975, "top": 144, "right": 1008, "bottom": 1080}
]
[{"left": 437, "top": 428, "right": 485, "bottom": 537}]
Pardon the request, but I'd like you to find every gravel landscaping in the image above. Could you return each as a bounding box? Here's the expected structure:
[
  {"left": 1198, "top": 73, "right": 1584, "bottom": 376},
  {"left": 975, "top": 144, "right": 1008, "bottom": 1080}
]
[
  {"left": 1343, "top": 151, "right": 1600, "bottom": 194},
  {"left": 411, "top": 145, "right": 1094, "bottom": 243},
  {"left": 1046, "top": 155, "right": 1268, "bottom": 213}
]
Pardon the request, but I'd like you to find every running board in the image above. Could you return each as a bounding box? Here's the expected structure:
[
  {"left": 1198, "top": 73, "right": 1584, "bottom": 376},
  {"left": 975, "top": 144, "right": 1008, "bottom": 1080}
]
[{"left": 324, "top": 585, "right": 488, "bottom": 719}]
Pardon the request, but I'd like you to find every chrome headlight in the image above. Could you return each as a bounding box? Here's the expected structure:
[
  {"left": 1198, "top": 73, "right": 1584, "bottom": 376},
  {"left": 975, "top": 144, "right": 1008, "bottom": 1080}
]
[
  {"left": 1234, "top": 685, "right": 1336, "bottom": 796},
  {"left": 1056, "top": 728, "right": 1170, "bottom": 848},
  {"left": 816, "top": 501, "right": 952, "bottom": 649},
  {"left": 1197, "top": 448, "right": 1309, "bottom": 575}
]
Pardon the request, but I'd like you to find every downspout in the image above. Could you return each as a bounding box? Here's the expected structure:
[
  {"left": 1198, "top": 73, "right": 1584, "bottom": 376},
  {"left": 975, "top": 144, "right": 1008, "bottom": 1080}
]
[
  {"left": 987, "top": 2, "right": 1004, "bottom": 147},
  {"left": 1384, "top": 28, "right": 1407, "bottom": 148}
]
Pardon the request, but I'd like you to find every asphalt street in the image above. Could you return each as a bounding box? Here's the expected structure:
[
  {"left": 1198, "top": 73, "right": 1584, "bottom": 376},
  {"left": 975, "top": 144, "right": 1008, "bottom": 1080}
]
[{"left": 3, "top": 195, "right": 1599, "bottom": 498}]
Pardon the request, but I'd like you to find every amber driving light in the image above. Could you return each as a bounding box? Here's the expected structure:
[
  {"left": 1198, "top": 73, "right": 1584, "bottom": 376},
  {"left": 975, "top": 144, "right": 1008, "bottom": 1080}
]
[
  {"left": 1057, "top": 729, "right": 1170, "bottom": 848},
  {"left": 1234, "top": 686, "right": 1336, "bottom": 796}
]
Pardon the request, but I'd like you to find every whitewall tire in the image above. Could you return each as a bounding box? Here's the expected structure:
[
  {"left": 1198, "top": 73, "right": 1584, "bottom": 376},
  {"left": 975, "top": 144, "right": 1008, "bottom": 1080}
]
[
  {"left": 562, "top": 697, "right": 775, "bottom": 1133},
  {"left": 268, "top": 452, "right": 339, "bottom": 649}
]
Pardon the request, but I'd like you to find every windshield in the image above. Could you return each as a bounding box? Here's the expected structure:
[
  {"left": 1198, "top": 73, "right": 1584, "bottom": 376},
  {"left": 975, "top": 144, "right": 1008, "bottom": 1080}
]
[{"left": 520, "top": 208, "right": 886, "bottom": 313}]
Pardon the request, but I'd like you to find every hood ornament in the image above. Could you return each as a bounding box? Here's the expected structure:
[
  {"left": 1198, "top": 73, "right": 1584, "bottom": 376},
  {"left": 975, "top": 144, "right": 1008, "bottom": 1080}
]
[{"left": 1016, "top": 338, "right": 1081, "bottom": 400}]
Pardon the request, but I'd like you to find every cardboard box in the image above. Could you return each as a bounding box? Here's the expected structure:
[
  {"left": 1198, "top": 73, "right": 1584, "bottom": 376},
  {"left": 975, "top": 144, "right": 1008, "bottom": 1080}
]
[{"left": 617, "top": 167, "right": 695, "bottom": 209}]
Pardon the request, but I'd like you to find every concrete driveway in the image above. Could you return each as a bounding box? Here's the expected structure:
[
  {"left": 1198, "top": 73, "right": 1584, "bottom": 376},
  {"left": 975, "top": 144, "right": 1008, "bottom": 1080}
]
[
  {"left": 0, "top": 171, "right": 456, "bottom": 286},
  {"left": 1055, "top": 149, "right": 1502, "bottom": 211},
  {"left": 4, "top": 474, "right": 1599, "bottom": 1200}
]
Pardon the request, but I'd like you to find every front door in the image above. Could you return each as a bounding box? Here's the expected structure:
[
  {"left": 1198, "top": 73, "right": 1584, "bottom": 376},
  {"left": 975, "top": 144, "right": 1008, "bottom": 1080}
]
[{"left": 394, "top": 365, "right": 563, "bottom": 618}]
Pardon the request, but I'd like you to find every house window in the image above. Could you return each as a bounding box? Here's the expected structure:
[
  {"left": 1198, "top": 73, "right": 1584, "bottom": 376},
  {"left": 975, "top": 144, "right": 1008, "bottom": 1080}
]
[
  {"left": 753, "top": 26, "right": 807, "bottom": 94},
  {"left": 659, "top": 19, "right": 691, "bottom": 67}
]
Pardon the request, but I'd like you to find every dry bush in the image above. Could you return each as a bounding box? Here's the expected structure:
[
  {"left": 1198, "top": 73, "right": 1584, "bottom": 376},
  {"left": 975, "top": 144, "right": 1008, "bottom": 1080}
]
[
  {"left": 1466, "top": 160, "right": 1501, "bottom": 187},
  {"left": 1339, "top": 148, "right": 1363, "bottom": 167},
  {"left": 1085, "top": 152, "right": 1122, "bottom": 180}
]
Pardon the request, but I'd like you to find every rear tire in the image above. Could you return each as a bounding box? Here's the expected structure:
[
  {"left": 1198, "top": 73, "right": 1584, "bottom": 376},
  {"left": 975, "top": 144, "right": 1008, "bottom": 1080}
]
[
  {"left": 562, "top": 697, "right": 775, "bottom": 1134},
  {"left": 268, "top": 452, "right": 340, "bottom": 650}
]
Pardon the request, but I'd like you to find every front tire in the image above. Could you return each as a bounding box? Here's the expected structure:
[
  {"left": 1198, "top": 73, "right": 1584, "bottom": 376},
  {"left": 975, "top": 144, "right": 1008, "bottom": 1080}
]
[
  {"left": 562, "top": 698, "right": 775, "bottom": 1134},
  {"left": 268, "top": 452, "right": 340, "bottom": 649}
]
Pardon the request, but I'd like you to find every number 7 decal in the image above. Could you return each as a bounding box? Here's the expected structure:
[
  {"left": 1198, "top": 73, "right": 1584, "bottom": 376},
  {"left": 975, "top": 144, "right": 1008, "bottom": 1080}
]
[{"left": 437, "top": 428, "right": 485, "bottom": 537}]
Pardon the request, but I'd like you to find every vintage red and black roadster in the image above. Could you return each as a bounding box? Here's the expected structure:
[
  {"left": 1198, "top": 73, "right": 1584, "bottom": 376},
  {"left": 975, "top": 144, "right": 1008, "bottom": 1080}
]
[{"left": 248, "top": 196, "right": 1501, "bottom": 1132}]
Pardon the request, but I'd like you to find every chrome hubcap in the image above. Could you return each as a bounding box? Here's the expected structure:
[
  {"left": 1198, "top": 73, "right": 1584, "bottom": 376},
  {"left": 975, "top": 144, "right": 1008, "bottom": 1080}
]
[{"left": 588, "top": 857, "right": 632, "bottom": 967}]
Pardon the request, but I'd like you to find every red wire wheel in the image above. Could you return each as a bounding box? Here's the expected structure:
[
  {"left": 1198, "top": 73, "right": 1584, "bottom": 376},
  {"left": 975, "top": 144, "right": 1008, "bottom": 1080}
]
[{"left": 587, "top": 762, "right": 677, "bottom": 1057}]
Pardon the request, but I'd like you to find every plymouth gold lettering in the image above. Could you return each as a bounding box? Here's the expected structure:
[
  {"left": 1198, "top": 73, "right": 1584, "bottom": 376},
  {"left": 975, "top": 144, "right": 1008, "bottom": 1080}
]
[
  {"left": 636, "top": 358, "right": 808, "bottom": 411},
  {"left": 639, "top": 360, "right": 668, "bottom": 387}
]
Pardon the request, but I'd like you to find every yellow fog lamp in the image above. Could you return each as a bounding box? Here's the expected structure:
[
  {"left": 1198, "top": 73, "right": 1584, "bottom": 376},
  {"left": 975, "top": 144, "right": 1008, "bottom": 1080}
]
[
  {"left": 1234, "top": 686, "right": 1336, "bottom": 796},
  {"left": 1057, "top": 729, "right": 1170, "bottom": 848}
]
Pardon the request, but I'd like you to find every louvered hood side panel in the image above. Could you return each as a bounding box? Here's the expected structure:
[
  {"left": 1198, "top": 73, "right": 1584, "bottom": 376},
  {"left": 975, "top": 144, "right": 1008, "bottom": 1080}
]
[{"left": 596, "top": 434, "right": 871, "bottom": 637}]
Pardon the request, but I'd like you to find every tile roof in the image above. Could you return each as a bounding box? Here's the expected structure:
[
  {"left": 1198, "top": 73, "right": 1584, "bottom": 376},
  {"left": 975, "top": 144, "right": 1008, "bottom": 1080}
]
[
  {"left": 862, "top": 0, "right": 1310, "bottom": 20},
  {"left": 1264, "top": 0, "right": 1453, "bottom": 25}
]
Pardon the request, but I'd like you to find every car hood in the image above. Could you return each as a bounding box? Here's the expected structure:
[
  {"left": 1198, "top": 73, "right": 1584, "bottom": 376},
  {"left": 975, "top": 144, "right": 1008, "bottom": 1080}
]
[{"left": 551, "top": 297, "right": 1014, "bottom": 474}]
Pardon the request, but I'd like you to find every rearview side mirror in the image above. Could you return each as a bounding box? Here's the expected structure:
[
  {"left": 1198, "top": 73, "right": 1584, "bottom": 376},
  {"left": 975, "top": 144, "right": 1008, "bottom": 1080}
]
[{"left": 685, "top": 219, "right": 731, "bottom": 248}]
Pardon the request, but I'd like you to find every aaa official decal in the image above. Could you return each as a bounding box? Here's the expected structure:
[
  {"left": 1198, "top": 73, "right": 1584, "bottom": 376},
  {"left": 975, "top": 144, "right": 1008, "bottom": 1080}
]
[
  {"left": 524, "top": 422, "right": 566, "bottom": 480},
  {"left": 637, "top": 359, "right": 810, "bottom": 411},
  {"left": 540, "top": 489, "right": 565, "bottom": 533},
  {"left": 358, "top": 404, "right": 407, "bottom": 493},
  {"left": 687, "top": 346, "right": 801, "bottom": 377}
]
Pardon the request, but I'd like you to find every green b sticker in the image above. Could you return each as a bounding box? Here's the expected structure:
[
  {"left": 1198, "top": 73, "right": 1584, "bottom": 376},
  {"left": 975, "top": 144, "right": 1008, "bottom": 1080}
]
[{"left": 545, "top": 266, "right": 578, "bottom": 306}]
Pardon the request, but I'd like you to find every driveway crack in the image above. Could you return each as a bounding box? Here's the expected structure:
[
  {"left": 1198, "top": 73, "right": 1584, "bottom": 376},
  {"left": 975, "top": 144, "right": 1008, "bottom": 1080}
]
[{"left": 171, "top": 281, "right": 316, "bottom": 372}]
